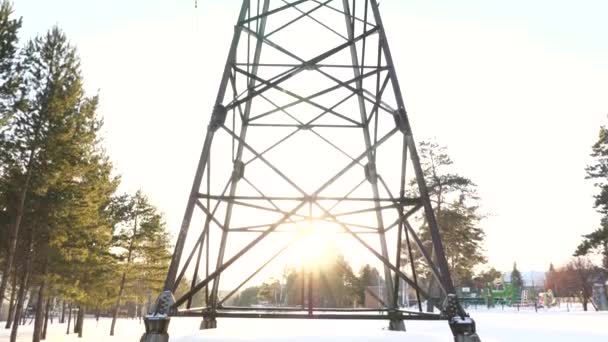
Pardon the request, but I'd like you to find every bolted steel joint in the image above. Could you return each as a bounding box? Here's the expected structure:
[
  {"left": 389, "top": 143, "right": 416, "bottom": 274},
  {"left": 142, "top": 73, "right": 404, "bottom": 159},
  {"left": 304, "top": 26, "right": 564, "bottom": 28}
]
[
  {"left": 364, "top": 162, "right": 378, "bottom": 184},
  {"left": 209, "top": 104, "right": 228, "bottom": 132},
  {"left": 393, "top": 107, "right": 408, "bottom": 133},
  {"left": 302, "top": 62, "right": 316, "bottom": 71},
  {"left": 443, "top": 293, "right": 461, "bottom": 318},
  {"left": 151, "top": 290, "right": 176, "bottom": 316},
  {"left": 231, "top": 160, "right": 245, "bottom": 182}
]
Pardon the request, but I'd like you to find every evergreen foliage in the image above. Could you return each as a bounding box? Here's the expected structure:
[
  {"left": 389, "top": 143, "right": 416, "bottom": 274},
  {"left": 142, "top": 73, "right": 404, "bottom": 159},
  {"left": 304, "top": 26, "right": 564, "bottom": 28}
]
[
  {"left": 0, "top": 0, "right": 21, "bottom": 126},
  {"left": 476, "top": 268, "right": 502, "bottom": 284},
  {"left": 355, "top": 264, "right": 382, "bottom": 305},
  {"left": 576, "top": 126, "right": 608, "bottom": 269},
  {"left": 232, "top": 286, "right": 260, "bottom": 307},
  {"left": 0, "top": 0, "right": 22, "bottom": 315},
  {"left": 0, "top": 13, "right": 173, "bottom": 340},
  {"left": 252, "top": 253, "right": 381, "bottom": 308},
  {"left": 406, "top": 141, "right": 486, "bottom": 287},
  {"left": 172, "top": 275, "right": 206, "bottom": 308},
  {"left": 109, "top": 190, "right": 171, "bottom": 335},
  {"left": 510, "top": 262, "right": 523, "bottom": 290}
]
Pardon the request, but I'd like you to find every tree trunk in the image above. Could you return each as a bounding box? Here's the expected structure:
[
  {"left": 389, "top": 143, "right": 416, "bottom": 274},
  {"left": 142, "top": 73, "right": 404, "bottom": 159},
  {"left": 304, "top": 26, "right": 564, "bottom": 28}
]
[
  {"left": 111, "top": 216, "right": 138, "bottom": 335},
  {"left": 5, "top": 272, "right": 18, "bottom": 329},
  {"left": 582, "top": 296, "right": 588, "bottom": 311},
  {"left": 110, "top": 271, "right": 128, "bottom": 336},
  {"left": 9, "top": 274, "right": 29, "bottom": 342},
  {"left": 32, "top": 280, "right": 47, "bottom": 342},
  {"left": 10, "top": 231, "right": 35, "bottom": 342},
  {"left": 425, "top": 185, "right": 444, "bottom": 313},
  {"left": 42, "top": 297, "right": 50, "bottom": 340},
  {"left": 77, "top": 306, "right": 84, "bottom": 338},
  {"left": 60, "top": 300, "right": 66, "bottom": 324},
  {"left": 22, "top": 284, "right": 35, "bottom": 326},
  {"left": 0, "top": 151, "right": 35, "bottom": 314},
  {"left": 66, "top": 302, "right": 72, "bottom": 334},
  {"left": 74, "top": 307, "right": 80, "bottom": 334}
]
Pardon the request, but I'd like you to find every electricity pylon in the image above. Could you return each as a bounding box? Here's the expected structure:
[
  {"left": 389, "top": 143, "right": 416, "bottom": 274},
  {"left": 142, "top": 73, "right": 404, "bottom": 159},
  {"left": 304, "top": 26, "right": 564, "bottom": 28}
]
[{"left": 142, "top": 1, "right": 480, "bottom": 341}]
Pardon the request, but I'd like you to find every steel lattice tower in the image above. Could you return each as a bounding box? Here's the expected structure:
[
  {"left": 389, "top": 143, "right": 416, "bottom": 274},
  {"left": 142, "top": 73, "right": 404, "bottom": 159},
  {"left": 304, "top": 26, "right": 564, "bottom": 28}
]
[{"left": 143, "top": 1, "right": 480, "bottom": 341}]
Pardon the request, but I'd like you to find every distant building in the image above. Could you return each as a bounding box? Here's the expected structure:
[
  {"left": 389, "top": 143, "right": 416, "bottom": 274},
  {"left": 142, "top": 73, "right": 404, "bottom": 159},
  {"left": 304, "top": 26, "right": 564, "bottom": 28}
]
[
  {"left": 364, "top": 280, "right": 418, "bottom": 308},
  {"left": 364, "top": 285, "right": 386, "bottom": 308}
]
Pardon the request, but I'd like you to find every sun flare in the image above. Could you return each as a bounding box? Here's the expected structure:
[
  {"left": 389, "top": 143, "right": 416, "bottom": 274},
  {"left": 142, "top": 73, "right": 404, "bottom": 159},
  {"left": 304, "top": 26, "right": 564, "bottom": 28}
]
[{"left": 289, "top": 220, "right": 342, "bottom": 269}]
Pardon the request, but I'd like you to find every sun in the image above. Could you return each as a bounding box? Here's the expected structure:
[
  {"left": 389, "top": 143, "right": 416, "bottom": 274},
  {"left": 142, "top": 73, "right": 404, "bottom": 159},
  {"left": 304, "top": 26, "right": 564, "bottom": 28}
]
[{"left": 289, "top": 220, "right": 341, "bottom": 269}]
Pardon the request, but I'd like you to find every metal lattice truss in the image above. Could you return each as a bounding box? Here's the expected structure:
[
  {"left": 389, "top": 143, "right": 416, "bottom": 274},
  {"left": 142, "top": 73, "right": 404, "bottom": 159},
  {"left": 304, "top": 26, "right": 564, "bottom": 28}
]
[{"left": 162, "top": 0, "right": 465, "bottom": 326}]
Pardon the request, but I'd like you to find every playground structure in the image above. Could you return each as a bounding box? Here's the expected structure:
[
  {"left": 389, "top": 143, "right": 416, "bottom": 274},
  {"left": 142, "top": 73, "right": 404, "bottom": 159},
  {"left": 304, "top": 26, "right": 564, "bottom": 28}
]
[
  {"left": 142, "top": 1, "right": 481, "bottom": 341},
  {"left": 484, "top": 281, "right": 518, "bottom": 306},
  {"left": 459, "top": 277, "right": 563, "bottom": 310}
]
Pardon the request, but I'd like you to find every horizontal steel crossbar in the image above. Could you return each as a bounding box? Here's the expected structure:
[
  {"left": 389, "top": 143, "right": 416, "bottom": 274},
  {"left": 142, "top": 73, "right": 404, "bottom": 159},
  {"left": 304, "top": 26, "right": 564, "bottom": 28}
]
[{"left": 175, "top": 311, "right": 444, "bottom": 321}]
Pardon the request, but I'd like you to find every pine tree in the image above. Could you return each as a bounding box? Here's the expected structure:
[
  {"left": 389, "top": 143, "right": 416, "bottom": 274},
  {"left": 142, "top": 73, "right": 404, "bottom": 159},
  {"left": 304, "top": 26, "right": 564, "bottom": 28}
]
[
  {"left": 172, "top": 276, "right": 205, "bottom": 309},
  {"left": 356, "top": 264, "right": 382, "bottom": 306},
  {"left": 2, "top": 25, "right": 119, "bottom": 340},
  {"left": 257, "top": 279, "right": 282, "bottom": 305},
  {"left": 278, "top": 253, "right": 363, "bottom": 308},
  {"left": 0, "top": 0, "right": 22, "bottom": 314},
  {"left": 576, "top": 126, "right": 608, "bottom": 269},
  {"left": 109, "top": 191, "right": 171, "bottom": 335},
  {"left": 316, "top": 253, "right": 358, "bottom": 307},
  {"left": 405, "top": 141, "right": 486, "bottom": 288},
  {"left": 136, "top": 211, "right": 172, "bottom": 310},
  {"left": 0, "top": 0, "right": 22, "bottom": 126},
  {"left": 232, "top": 286, "right": 259, "bottom": 306},
  {"left": 54, "top": 153, "right": 118, "bottom": 337},
  {"left": 510, "top": 262, "right": 523, "bottom": 290}
]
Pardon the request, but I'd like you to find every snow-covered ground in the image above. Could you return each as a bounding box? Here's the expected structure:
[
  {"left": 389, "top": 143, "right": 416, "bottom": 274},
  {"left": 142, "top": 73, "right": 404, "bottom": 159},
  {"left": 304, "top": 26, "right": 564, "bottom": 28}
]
[{"left": 2, "top": 307, "right": 607, "bottom": 341}]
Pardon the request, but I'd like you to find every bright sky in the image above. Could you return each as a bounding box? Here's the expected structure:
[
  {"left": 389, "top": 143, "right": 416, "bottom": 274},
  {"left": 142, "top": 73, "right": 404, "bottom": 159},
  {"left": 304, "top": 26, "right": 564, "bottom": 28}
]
[{"left": 14, "top": 0, "right": 608, "bottom": 280}]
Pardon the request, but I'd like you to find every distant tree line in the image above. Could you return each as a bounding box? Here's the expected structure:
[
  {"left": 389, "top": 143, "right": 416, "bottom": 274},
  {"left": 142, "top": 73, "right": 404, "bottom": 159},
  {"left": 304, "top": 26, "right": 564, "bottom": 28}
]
[
  {"left": 0, "top": 2, "right": 172, "bottom": 341},
  {"left": 231, "top": 251, "right": 384, "bottom": 309}
]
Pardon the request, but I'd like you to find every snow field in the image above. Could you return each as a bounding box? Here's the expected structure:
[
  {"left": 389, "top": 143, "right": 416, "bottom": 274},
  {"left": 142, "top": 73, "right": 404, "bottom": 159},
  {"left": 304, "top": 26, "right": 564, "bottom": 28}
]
[{"left": 1, "top": 308, "right": 607, "bottom": 341}]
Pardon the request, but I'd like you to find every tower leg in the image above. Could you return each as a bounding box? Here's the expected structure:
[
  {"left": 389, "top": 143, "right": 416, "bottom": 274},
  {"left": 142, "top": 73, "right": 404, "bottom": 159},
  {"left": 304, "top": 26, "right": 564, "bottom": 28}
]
[
  {"left": 387, "top": 309, "right": 406, "bottom": 331},
  {"left": 388, "top": 319, "right": 406, "bottom": 331},
  {"left": 200, "top": 315, "right": 217, "bottom": 330},
  {"left": 450, "top": 316, "right": 481, "bottom": 342},
  {"left": 140, "top": 291, "right": 174, "bottom": 342},
  {"left": 445, "top": 294, "right": 482, "bottom": 342},
  {"left": 141, "top": 316, "right": 170, "bottom": 342}
]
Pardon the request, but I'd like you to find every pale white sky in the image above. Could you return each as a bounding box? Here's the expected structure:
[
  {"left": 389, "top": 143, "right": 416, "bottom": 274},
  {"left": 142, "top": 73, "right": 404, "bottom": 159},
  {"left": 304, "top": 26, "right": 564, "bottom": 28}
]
[{"left": 14, "top": 0, "right": 608, "bottom": 281}]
